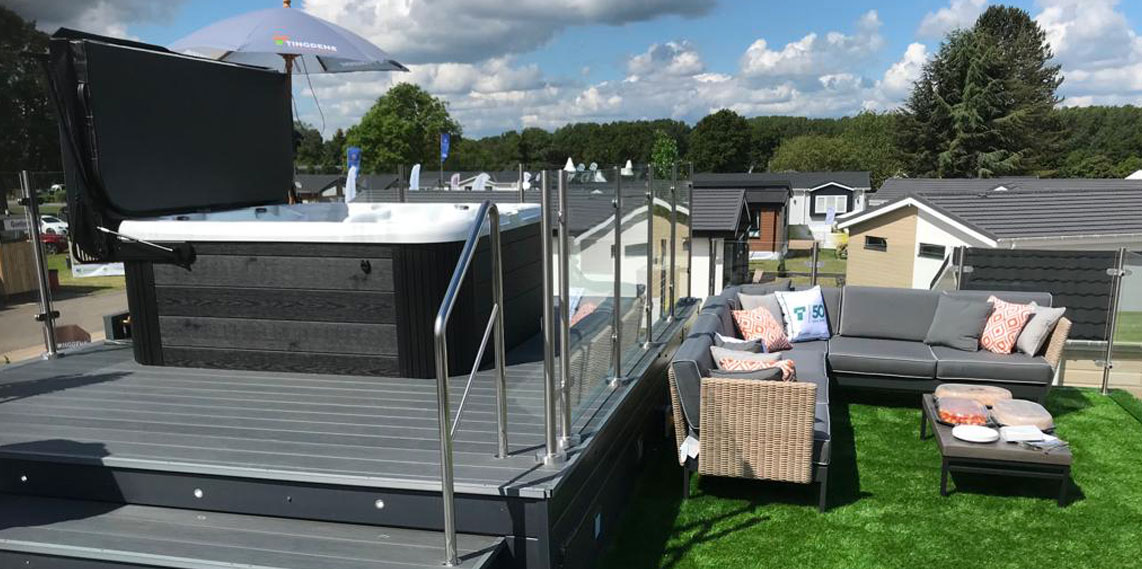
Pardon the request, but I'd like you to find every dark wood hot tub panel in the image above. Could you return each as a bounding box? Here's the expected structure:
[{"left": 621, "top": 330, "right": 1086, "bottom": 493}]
[{"left": 127, "top": 224, "right": 542, "bottom": 378}]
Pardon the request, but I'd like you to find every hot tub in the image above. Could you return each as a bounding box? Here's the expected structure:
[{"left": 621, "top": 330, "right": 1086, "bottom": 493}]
[{"left": 119, "top": 202, "right": 543, "bottom": 378}]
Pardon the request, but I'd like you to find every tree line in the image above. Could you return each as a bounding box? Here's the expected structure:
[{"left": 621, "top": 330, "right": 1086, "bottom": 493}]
[{"left": 4, "top": 4, "right": 1142, "bottom": 190}]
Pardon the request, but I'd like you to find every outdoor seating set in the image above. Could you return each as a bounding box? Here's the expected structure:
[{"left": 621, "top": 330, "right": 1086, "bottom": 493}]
[{"left": 669, "top": 281, "right": 1073, "bottom": 511}]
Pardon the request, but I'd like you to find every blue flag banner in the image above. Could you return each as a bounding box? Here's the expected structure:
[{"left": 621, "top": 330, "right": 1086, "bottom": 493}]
[
  {"left": 346, "top": 146, "right": 361, "bottom": 169},
  {"left": 440, "top": 133, "right": 451, "bottom": 161}
]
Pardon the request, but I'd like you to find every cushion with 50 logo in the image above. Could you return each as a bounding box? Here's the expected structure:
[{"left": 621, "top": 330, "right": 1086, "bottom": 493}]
[{"left": 775, "top": 286, "right": 831, "bottom": 343}]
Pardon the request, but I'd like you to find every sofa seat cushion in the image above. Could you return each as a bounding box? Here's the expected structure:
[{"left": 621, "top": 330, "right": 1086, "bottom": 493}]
[
  {"left": 814, "top": 403, "right": 831, "bottom": 466},
  {"left": 785, "top": 340, "right": 829, "bottom": 404},
  {"left": 931, "top": 346, "right": 1054, "bottom": 385},
  {"left": 828, "top": 336, "right": 937, "bottom": 379}
]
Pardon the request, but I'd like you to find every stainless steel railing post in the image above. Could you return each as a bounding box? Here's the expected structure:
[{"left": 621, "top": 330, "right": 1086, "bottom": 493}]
[
  {"left": 1100, "top": 247, "right": 1127, "bottom": 395},
  {"left": 810, "top": 240, "right": 820, "bottom": 286},
  {"left": 954, "top": 246, "right": 965, "bottom": 290},
  {"left": 686, "top": 163, "right": 693, "bottom": 299},
  {"left": 538, "top": 172, "right": 566, "bottom": 465},
  {"left": 518, "top": 163, "right": 525, "bottom": 203},
  {"left": 609, "top": 167, "right": 631, "bottom": 387},
  {"left": 21, "top": 171, "right": 59, "bottom": 359},
  {"left": 489, "top": 207, "right": 509, "bottom": 458},
  {"left": 556, "top": 170, "right": 578, "bottom": 449},
  {"left": 643, "top": 166, "right": 657, "bottom": 348},
  {"left": 667, "top": 162, "right": 677, "bottom": 321}
]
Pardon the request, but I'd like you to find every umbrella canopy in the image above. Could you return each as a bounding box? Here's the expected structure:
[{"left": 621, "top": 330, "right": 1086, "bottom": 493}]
[{"left": 169, "top": 4, "right": 407, "bottom": 74}]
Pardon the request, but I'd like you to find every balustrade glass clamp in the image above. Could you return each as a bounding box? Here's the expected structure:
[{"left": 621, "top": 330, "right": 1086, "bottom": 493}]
[
  {"left": 559, "top": 432, "right": 581, "bottom": 450},
  {"left": 537, "top": 447, "right": 568, "bottom": 466},
  {"left": 607, "top": 330, "right": 633, "bottom": 388},
  {"left": 34, "top": 311, "right": 61, "bottom": 322}
]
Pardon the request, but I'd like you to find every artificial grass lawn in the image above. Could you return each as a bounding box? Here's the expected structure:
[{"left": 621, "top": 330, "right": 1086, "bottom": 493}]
[
  {"left": 1116, "top": 311, "right": 1142, "bottom": 344},
  {"left": 602, "top": 388, "right": 1142, "bottom": 569},
  {"left": 750, "top": 249, "right": 847, "bottom": 287}
]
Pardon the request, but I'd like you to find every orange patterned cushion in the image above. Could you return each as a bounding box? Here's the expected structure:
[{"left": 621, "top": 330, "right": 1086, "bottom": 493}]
[
  {"left": 980, "top": 296, "right": 1033, "bottom": 354},
  {"left": 717, "top": 357, "right": 797, "bottom": 381},
  {"left": 731, "top": 307, "right": 792, "bottom": 352}
]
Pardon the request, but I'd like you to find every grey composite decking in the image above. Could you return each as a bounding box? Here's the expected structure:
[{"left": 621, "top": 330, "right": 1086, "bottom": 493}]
[
  {"left": 0, "top": 300, "right": 697, "bottom": 569},
  {"left": 0, "top": 494, "right": 503, "bottom": 569},
  {"left": 0, "top": 345, "right": 597, "bottom": 499}
]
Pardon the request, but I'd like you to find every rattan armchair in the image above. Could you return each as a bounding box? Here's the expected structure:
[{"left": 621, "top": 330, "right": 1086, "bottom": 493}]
[{"left": 668, "top": 367, "right": 824, "bottom": 508}]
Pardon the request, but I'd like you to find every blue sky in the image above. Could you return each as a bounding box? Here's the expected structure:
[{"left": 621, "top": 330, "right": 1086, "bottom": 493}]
[{"left": 9, "top": 0, "right": 1142, "bottom": 137}]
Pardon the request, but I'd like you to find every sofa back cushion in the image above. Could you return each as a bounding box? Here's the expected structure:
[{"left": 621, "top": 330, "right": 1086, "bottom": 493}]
[
  {"left": 738, "top": 280, "right": 793, "bottom": 296},
  {"left": 924, "top": 294, "right": 992, "bottom": 351},
  {"left": 840, "top": 286, "right": 940, "bottom": 341},
  {"left": 947, "top": 289, "right": 1052, "bottom": 307},
  {"left": 671, "top": 332, "right": 715, "bottom": 432},
  {"left": 686, "top": 312, "right": 723, "bottom": 339}
]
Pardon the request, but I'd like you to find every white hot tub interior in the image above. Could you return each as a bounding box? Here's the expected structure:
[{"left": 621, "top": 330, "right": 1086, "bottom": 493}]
[{"left": 118, "top": 202, "right": 542, "bottom": 244}]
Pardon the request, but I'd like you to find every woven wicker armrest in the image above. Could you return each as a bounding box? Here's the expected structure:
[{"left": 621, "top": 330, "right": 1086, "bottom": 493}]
[
  {"left": 698, "top": 377, "right": 817, "bottom": 484},
  {"left": 1043, "top": 317, "right": 1072, "bottom": 369},
  {"left": 668, "top": 368, "right": 682, "bottom": 449}
]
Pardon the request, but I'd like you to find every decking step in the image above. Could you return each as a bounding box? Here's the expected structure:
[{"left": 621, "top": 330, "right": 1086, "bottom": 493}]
[{"left": 0, "top": 494, "right": 503, "bottom": 569}]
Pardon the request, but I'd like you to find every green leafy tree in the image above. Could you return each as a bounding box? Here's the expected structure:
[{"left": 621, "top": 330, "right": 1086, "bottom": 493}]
[
  {"left": 650, "top": 129, "right": 680, "bottom": 175},
  {"left": 747, "top": 116, "right": 845, "bottom": 169},
  {"left": 323, "top": 128, "right": 348, "bottom": 172},
  {"left": 293, "top": 122, "right": 325, "bottom": 171},
  {"left": 769, "top": 112, "right": 903, "bottom": 186},
  {"left": 346, "top": 83, "right": 461, "bottom": 173},
  {"left": 0, "top": 7, "right": 59, "bottom": 173},
  {"left": 898, "top": 6, "right": 1062, "bottom": 177},
  {"left": 689, "top": 109, "right": 751, "bottom": 172}
]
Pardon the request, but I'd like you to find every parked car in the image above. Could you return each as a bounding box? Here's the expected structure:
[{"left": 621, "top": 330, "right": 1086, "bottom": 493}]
[
  {"left": 40, "top": 214, "right": 68, "bottom": 236},
  {"left": 40, "top": 231, "right": 67, "bottom": 254}
]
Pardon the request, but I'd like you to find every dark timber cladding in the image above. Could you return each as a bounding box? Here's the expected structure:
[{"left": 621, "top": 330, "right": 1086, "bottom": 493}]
[
  {"left": 131, "top": 224, "right": 542, "bottom": 378},
  {"left": 0, "top": 301, "right": 697, "bottom": 569}
]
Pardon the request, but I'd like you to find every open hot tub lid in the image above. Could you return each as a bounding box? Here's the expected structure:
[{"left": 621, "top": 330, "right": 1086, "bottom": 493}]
[{"left": 46, "top": 29, "right": 293, "bottom": 261}]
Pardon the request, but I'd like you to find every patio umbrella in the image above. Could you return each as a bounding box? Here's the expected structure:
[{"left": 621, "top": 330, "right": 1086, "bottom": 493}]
[
  {"left": 169, "top": 0, "right": 407, "bottom": 108},
  {"left": 169, "top": 0, "right": 407, "bottom": 201}
]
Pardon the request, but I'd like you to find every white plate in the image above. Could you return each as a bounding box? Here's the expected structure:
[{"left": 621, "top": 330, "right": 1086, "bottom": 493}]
[{"left": 952, "top": 425, "right": 999, "bottom": 444}]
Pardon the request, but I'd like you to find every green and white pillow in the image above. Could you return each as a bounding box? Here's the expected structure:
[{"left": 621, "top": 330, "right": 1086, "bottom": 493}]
[{"left": 774, "top": 286, "right": 831, "bottom": 342}]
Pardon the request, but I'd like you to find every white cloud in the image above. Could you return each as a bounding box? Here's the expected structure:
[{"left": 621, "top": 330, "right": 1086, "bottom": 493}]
[
  {"left": 5, "top": 0, "right": 184, "bottom": 38},
  {"left": 1036, "top": 0, "right": 1142, "bottom": 70},
  {"left": 627, "top": 41, "right": 705, "bottom": 78},
  {"left": 879, "top": 42, "right": 929, "bottom": 99},
  {"left": 301, "top": 0, "right": 714, "bottom": 64},
  {"left": 861, "top": 42, "right": 930, "bottom": 111},
  {"left": 1034, "top": 0, "right": 1142, "bottom": 104},
  {"left": 296, "top": 12, "right": 927, "bottom": 137},
  {"left": 740, "top": 10, "right": 884, "bottom": 78},
  {"left": 917, "top": 0, "right": 987, "bottom": 38}
]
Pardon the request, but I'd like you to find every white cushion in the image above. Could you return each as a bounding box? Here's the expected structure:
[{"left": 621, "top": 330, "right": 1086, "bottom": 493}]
[{"left": 775, "top": 286, "right": 831, "bottom": 342}]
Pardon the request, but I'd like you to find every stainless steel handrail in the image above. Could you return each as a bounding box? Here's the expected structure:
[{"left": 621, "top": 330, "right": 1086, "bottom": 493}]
[
  {"left": 21, "top": 170, "right": 59, "bottom": 359},
  {"left": 450, "top": 303, "right": 501, "bottom": 438},
  {"left": 433, "top": 200, "right": 508, "bottom": 566}
]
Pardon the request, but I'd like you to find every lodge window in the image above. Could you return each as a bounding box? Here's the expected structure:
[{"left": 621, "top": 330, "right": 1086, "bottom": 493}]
[
  {"left": 814, "top": 194, "right": 849, "bottom": 215},
  {"left": 748, "top": 209, "right": 761, "bottom": 238},
  {"left": 625, "top": 243, "right": 648, "bottom": 256},
  {"left": 864, "top": 236, "right": 887, "bottom": 252},
  {"left": 918, "top": 243, "right": 946, "bottom": 259}
]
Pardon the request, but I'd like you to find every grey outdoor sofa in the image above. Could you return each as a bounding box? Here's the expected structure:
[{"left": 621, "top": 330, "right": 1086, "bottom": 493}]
[{"left": 668, "top": 281, "right": 1072, "bottom": 512}]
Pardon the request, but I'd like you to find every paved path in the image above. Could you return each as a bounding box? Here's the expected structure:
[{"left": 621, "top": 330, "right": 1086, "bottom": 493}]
[{"left": 0, "top": 290, "right": 126, "bottom": 361}]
